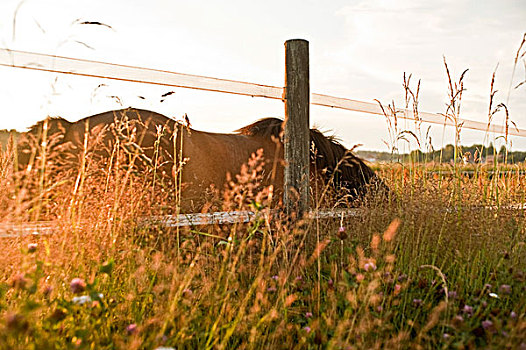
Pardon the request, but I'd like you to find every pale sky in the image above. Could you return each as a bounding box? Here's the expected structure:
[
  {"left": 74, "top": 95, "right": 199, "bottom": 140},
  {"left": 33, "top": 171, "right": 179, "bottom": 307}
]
[{"left": 0, "top": 0, "right": 525, "bottom": 151}]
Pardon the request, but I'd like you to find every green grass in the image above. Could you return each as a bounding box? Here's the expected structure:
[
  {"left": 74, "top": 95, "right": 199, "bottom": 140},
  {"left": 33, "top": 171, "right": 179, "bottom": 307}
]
[{"left": 0, "top": 149, "right": 524, "bottom": 349}]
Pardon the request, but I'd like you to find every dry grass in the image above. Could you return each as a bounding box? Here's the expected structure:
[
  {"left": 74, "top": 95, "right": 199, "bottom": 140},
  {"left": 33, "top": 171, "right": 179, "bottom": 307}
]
[
  {"left": 0, "top": 34, "right": 525, "bottom": 349},
  {"left": 0, "top": 128, "right": 525, "bottom": 349}
]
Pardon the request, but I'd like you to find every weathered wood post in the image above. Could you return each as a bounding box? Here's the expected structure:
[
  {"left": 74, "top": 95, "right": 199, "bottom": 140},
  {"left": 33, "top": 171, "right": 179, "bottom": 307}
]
[{"left": 284, "top": 39, "right": 310, "bottom": 215}]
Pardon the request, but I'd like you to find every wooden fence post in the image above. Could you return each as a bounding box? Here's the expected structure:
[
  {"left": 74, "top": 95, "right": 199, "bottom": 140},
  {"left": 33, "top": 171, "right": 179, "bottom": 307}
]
[{"left": 284, "top": 39, "right": 310, "bottom": 215}]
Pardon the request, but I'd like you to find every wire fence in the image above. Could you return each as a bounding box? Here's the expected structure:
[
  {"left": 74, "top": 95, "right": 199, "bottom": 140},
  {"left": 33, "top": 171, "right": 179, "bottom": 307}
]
[
  {"left": 2, "top": 48, "right": 526, "bottom": 137},
  {"left": 1, "top": 47, "right": 526, "bottom": 235}
]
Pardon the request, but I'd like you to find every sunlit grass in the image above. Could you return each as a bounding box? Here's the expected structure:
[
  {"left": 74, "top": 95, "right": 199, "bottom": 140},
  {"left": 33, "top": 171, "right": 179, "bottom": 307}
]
[
  {"left": 0, "top": 32, "right": 525, "bottom": 349},
  {"left": 0, "top": 137, "right": 525, "bottom": 349}
]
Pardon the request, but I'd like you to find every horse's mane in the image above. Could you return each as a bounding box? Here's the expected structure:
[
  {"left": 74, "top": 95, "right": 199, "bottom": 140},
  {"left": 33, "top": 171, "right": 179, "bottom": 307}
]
[
  {"left": 236, "top": 117, "right": 283, "bottom": 138},
  {"left": 237, "top": 117, "right": 377, "bottom": 193}
]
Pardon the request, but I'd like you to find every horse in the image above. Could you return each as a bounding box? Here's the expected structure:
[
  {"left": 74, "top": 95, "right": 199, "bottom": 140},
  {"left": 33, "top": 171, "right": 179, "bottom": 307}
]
[{"left": 16, "top": 108, "right": 385, "bottom": 212}]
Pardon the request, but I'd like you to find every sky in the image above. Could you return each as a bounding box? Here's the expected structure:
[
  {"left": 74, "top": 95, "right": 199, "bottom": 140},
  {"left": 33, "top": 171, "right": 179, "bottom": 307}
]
[{"left": 0, "top": 0, "right": 525, "bottom": 152}]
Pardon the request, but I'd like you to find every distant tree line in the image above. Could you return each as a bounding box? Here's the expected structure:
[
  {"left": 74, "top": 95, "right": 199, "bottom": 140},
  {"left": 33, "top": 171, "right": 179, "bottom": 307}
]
[{"left": 357, "top": 143, "right": 526, "bottom": 164}]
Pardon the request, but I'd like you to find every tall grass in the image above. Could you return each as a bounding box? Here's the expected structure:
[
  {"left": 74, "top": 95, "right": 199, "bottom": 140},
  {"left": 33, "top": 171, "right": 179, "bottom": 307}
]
[
  {"left": 0, "top": 120, "right": 525, "bottom": 349},
  {"left": 0, "top": 35, "right": 525, "bottom": 349}
]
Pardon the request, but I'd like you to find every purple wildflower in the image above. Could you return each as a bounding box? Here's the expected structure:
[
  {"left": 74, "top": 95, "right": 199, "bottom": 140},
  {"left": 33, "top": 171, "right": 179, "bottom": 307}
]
[
  {"left": 482, "top": 320, "right": 495, "bottom": 332},
  {"left": 364, "top": 262, "right": 377, "bottom": 272},
  {"left": 510, "top": 311, "right": 517, "bottom": 320},
  {"left": 452, "top": 315, "right": 464, "bottom": 326},
  {"left": 43, "top": 285, "right": 53, "bottom": 297},
  {"left": 412, "top": 299, "right": 422, "bottom": 307},
  {"left": 397, "top": 274, "right": 407, "bottom": 282},
  {"left": 462, "top": 305, "right": 474, "bottom": 315},
  {"left": 337, "top": 226, "right": 347, "bottom": 240},
  {"left": 126, "top": 323, "right": 138, "bottom": 334},
  {"left": 304, "top": 326, "right": 311, "bottom": 333},
  {"left": 28, "top": 243, "right": 38, "bottom": 253},
  {"left": 271, "top": 275, "right": 279, "bottom": 281},
  {"left": 305, "top": 312, "right": 313, "bottom": 318},
  {"left": 499, "top": 284, "right": 512, "bottom": 295},
  {"left": 70, "top": 278, "right": 86, "bottom": 294}
]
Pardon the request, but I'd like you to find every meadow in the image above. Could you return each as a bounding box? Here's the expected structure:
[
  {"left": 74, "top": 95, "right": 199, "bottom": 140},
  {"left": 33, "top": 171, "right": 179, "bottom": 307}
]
[
  {"left": 0, "top": 39, "right": 525, "bottom": 349},
  {"left": 0, "top": 128, "right": 524, "bottom": 350}
]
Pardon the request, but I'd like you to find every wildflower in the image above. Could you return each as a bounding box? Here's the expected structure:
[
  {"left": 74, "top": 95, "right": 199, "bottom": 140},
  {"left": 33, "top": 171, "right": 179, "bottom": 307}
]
[
  {"left": 412, "top": 299, "right": 422, "bottom": 307},
  {"left": 305, "top": 312, "right": 313, "bottom": 318},
  {"left": 271, "top": 275, "right": 279, "bottom": 281},
  {"left": 182, "top": 288, "right": 193, "bottom": 297},
  {"left": 376, "top": 305, "right": 383, "bottom": 312},
  {"left": 72, "top": 293, "right": 103, "bottom": 305},
  {"left": 484, "top": 283, "right": 492, "bottom": 290},
  {"left": 72, "top": 338, "right": 82, "bottom": 347},
  {"left": 488, "top": 292, "right": 499, "bottom": 299},
  {"left": 482, "top": 320, "right": 495, "bottom": 333},
  {"left": 447, "top": 291, "right": 458, "bottom": 299},
  {"left": 10, "top": 273, "right": 28, "bottom": 290},
  {"left": 452, "top": 315, "right": 464, "bottom": 327},
  {"left": 303, "top": 326, "right": 311, "bottom": 333},
  {"left": 443, "top": 333, "right": 451, "bottom": 340},
  {"left": 70, "top": 278, "right": 86, "bottom": 294},
  {"left": 499, "top": 284, "right": 511, "bottom": 295},
  {"left": 126, "top": 323, "right": 138, "bottom": 335},
  {"left": 267, "top": 286, "right": 277, "bottom": 292},
  {"left": 462, "top": 305, "right": 474, "bottom": 315},
  {"left": 397, "top": 274, "right": 407, "bottom": 282},
  {"left": 72, "top": 295, "right": 92, "bottom": 305},
  {"left": 328, "top": 279, "right": 334, "bottom": 288},
  {"left": 337, "top": 226, "right": 347, "bottom": 240},
  {"left": 364, "top": 262, "right": 377, "bottom": 272},
  {"left": 28, "top": 243, "right": 38, "bottom": 253},
  {"left": 510, "top": 311, "right": 517, "bottom": 320},
  {"left": 393, "top": 284, "right": 402, "bottom": 295},
  {"left": 42, "top": 285, "right": 53, "bottom": 298},
  {"left": 355, "top": 273, "right": 365, "bottom": 283}
]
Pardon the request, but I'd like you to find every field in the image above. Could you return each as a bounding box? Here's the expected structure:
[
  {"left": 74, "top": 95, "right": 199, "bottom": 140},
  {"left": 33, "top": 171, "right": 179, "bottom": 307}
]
[{"left": 0, "top": 133, "right": 524, "bottom": 350}]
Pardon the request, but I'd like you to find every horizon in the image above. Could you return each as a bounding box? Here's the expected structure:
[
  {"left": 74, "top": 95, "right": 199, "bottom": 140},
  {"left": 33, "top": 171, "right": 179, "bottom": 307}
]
[{"left": 0, "top": 0, "right": 525, "bottom": 151}]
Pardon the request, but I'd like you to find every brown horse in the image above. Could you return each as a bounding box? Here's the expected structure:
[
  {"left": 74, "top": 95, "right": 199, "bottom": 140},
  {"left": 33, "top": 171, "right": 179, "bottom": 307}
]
[{"left": 17, "top": 108, "right": 383, "bottom": 212}]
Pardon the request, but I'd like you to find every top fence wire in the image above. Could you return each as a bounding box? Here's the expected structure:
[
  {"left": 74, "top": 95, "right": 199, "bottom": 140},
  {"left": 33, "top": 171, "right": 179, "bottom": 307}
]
[{"left": 1, "top": 48, "right": 526, "bottom": 137}]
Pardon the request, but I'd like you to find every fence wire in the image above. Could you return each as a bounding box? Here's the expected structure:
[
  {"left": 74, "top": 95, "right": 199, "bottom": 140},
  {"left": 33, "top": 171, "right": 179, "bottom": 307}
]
[{"left": 1, "top": 48, "right": 526, "bottom": 137}]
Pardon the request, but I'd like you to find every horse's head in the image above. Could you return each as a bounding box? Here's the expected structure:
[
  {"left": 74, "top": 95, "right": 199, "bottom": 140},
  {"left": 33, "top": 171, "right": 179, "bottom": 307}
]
[
  {"left": 237, "top": 117, "right": 387, "bottom": 202},
  {"left": 309, "top": 128, "right": 382, "bottom": 200}
]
